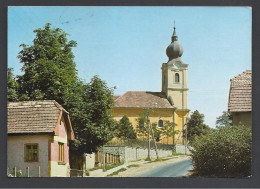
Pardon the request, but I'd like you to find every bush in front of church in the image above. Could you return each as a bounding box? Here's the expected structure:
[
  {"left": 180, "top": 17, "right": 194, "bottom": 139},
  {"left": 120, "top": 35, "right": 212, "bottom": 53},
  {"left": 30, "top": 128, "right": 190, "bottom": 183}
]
[{"left": 191, "top": 125, "right": 251, "bottom": 177}]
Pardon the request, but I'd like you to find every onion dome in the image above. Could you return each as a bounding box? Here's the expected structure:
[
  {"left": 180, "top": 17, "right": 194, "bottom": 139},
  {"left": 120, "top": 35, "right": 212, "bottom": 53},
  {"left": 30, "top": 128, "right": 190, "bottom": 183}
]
[{"left": 166, "top": 24, "right": 183, "bottom": 61}]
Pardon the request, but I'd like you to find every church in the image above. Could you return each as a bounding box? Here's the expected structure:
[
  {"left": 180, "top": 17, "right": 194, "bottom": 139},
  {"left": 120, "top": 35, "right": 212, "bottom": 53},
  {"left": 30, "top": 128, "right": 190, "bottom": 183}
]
[{"left": 112, "top": 26, "right": 189, "bottom": 144}]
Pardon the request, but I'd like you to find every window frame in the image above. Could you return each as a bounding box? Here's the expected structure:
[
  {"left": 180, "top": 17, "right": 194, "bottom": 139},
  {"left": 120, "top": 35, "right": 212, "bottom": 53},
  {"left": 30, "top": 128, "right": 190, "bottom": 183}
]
[
  {"left": 58, "top": 142, "right": 64, "bottom": 163},
  {"left": 175, "top": 73, "right": 180, "bottom": 83},
  {"left": 158, "top": 119, "right": 164, "bottom": 128},
  {"left": 24, "top": 143, "right": 39, "bottom": 162}
]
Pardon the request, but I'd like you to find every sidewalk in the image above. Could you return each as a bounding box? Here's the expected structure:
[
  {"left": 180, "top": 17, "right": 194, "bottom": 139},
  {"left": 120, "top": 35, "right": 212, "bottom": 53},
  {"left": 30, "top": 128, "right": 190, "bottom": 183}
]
[{"left": 87, "top": 155, "right": 189, "bottom": 177}]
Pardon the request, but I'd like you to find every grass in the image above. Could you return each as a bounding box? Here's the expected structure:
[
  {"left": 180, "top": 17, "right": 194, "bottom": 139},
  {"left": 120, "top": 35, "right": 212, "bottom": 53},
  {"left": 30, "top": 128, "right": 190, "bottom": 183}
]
[
  {"left": 104, "top": 162, "right": 123, "bottom": 171},
  {"left": 172, "top": 152, "right": 185, "bottom": 156},
  {"left": 127, "top": 164, "right": 140, "bottom": 168},
  {"left": 107, "top": 168, "right": 127, "bottom": 177}
]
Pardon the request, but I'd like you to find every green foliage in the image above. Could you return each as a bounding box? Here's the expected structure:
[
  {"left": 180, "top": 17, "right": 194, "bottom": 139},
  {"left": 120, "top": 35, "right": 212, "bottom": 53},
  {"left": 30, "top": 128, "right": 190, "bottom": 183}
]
[
  {"left": 107, "top": 168, "right": 127, "bottom": 177},
  {"left": 162, "top": 121, "right": 178, "bottom": 144},
  {"left": 151, "top": 123, "right": 162, "bottom": 142},
  {"left": 216, "top": 111, "right": 233, "bottom": 128},
  {"left": 136, "top": 112, "right": 148, "bottom": 140},
  {"left": 127, "top": 164, "right": 140, "bottom": 168},
  {"left": 185, "top": 110, "right": 210, "bottom": 144},
  {"left": 116, "top": 115, "right": 137, "bottom": 139},
  {"left": 17, "top": 23, "right": 78, "bottom": 104},
  {"left": 71, "top": 76, "right": 116, "bottom": 154},
  {"left": 12, "top": 23, "right": 116, "bottom": 154},
  {"left": 104, "top": 162, "right": 124, "bottom": 171},
  {"left": 7, "top": 68, "right": 19, "bottom": 102},
  {"left": 191, "top": 125, "right": 252, "bottom": 177}
]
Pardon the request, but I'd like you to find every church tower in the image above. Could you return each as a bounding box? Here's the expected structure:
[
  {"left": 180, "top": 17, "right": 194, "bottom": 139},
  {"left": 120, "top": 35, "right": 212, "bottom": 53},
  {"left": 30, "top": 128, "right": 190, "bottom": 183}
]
[{"left": 162, "top": 24, "right": 189, "bottom": 140}]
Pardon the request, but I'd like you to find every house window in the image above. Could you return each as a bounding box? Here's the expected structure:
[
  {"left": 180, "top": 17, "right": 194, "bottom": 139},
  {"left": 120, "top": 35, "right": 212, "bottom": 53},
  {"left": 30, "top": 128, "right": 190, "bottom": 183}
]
[
  {"left": 58, "top": 143, "right": 64, "bottom": 162},
  {"left": 158, "top": 119, "right": 164, "bottom": 128},
  {"left": 175, "top": 73, "right": 180, "bottom": 83},
  {"left": 25, "top": 144, "right": 38, "bottom": 162}
]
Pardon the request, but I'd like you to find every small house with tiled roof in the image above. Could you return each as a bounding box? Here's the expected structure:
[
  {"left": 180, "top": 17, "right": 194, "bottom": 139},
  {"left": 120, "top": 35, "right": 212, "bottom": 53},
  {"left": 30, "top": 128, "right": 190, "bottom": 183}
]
[
  {"left": 228, "top": 70, "right": 252, "bottom": 127},
  {"left": 112, "top": 26, "right": 189, "bottom": 144},
  {"left": 7, "top": 100, "right": 74, "bottom": 177}
]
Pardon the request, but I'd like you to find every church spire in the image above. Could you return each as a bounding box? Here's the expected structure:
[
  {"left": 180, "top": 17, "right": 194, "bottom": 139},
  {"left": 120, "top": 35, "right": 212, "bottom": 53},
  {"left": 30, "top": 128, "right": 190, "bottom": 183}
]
[{"left": 172, "top": 21, "right": 178, "bottom": 42}]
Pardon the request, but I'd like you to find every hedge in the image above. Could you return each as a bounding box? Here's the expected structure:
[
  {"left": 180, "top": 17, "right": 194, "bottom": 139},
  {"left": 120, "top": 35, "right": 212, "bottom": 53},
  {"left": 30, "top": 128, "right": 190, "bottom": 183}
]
[{"left": 191, "top": 125, "right": 251, "bottom": 177}]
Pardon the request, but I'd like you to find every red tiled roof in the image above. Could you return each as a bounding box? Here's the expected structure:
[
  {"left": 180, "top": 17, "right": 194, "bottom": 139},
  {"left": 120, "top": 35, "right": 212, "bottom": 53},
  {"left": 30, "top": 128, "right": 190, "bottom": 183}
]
[
  {"left": 8, "top": 100, "right": 67, "bottom": 134},
  {"left": 228, "top": 70, "right": 252, "bottom": 112},
  {"left": 114, "top": 91, "right": 173, "bottom": 109}
]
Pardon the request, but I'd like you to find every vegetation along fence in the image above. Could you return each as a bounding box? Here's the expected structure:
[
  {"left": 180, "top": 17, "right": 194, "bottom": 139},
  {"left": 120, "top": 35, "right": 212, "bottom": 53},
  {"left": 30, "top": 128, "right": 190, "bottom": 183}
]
[
  {"left": 107, "top": 139, "right": 175, "bottom": 151},
  {"left": 7, "top": 166, "right": 40, "bottom": 177}
]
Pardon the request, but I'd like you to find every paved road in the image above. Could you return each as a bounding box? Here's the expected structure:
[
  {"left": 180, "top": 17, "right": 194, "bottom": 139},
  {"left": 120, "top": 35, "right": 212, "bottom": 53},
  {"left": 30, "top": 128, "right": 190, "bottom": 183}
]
[{"left": 135, "top": 158, "right": 192, "bottom": 177}]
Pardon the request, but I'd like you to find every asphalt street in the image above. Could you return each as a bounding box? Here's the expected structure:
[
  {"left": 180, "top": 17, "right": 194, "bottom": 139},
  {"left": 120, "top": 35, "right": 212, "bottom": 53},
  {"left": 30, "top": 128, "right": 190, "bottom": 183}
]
[{"left": 135, "top": 158, "right": 193, "bottom": 177}]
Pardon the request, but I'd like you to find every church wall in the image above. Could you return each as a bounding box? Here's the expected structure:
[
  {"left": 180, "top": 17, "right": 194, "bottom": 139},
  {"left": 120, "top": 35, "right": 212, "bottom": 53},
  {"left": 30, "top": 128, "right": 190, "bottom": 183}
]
[{"left": 112, "top": 108, "right": 188, "bottom": 144}]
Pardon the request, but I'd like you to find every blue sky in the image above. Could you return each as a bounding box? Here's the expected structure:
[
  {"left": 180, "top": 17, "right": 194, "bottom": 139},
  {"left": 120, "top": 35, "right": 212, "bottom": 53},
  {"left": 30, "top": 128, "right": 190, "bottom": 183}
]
[{"left": 8, "top": 6, "right": 251, "bottom": 128}]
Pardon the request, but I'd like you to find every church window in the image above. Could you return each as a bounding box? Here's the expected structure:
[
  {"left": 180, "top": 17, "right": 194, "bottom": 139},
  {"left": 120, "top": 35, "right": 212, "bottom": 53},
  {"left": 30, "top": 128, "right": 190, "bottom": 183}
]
[
  {"left": 158, "top": 119, "right": 164, "bottom": 128},
  {"left": 175, "top": 73, "right": 180, "bottom": 83}
]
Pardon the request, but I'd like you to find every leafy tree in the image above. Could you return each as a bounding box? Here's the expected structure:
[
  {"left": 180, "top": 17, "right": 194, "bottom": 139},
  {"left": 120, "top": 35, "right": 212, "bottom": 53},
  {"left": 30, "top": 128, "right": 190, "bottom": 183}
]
[
  {"left": 185, "top": 110, "right": 210, "bottom": 144},
  {"left": 7, "top": 68, "right": 19, "bottom": 101},
  {"left": 14, "top": 23, "right": 116, "bottom": 155},
  {"left": 136, "top": 112, "right": 148, "bottom": 140},
  {"left": 216, "top": 111, "right": 232, "bottom": 128},
  {"left": 151, "top": 123, "right": 162, "bottom": 142},
  {"left": 162, "top": 121, "right": 178, "bottom": 144},
  {"left": 17, "top": 23, "right": 78, "bottom": 104},
  {"left": 71, "top": 75, "right": 116, "bottom": 154},
  {"left": 191, "top": 125, "right": 251, "bottom": 177},
  {"left": 117, "top": 115, "right": 137, "bottom": 140}
]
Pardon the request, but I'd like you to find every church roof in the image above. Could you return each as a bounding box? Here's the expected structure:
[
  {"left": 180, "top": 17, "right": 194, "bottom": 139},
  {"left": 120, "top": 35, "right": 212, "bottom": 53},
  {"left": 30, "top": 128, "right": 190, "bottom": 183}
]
[
  {"left": 114, "top": 91, "right": 174, "bottom": 109},
  {"left": 228, "top": 70, "right": 252, "bottom": 112}
]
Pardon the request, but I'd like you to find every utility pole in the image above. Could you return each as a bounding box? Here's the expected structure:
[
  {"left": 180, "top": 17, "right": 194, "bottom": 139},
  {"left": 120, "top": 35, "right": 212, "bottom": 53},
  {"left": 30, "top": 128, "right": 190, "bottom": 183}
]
[
  {"left": 151, "top": 124, "right": 159, "bottom": 159},
  {"left": 147, "top": 109, "right": 150, "bottom": 160},
  {"left": 185, "top": 117, "right": 188, "bottom": 155}
]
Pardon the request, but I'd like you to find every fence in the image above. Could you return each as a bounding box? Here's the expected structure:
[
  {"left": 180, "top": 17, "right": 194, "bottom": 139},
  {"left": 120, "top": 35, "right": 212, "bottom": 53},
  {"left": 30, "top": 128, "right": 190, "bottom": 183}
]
[
  {"left": 7, "top": 166, "right": 40, "bottom": 177},
  {"left": 107, "top": 139, "right": 175, "bottom": 151}
]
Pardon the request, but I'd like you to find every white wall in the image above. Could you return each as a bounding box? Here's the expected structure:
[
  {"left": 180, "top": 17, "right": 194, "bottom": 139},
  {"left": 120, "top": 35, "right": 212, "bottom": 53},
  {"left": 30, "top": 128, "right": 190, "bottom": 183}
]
[{"left": 7, "top": 135, "right": 50, "bottom": 177}]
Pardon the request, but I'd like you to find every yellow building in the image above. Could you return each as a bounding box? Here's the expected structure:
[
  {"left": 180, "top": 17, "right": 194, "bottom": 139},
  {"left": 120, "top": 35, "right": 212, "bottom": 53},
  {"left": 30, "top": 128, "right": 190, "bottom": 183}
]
[{"left": 112, "top": 26, "right": 189, "bottom": 144}]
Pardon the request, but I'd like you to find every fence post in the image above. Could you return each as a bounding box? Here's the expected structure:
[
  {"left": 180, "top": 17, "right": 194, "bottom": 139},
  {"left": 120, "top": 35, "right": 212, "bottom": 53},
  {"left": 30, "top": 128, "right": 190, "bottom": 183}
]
[
  {"left": 38, "top": 166, "right": 40, "bottom": 177},
  {"left": 27, "top": 167, "right": 29, "bottom": 177},
  {"left": 14, "top": 167, "right": 16, "bottom": 177}
]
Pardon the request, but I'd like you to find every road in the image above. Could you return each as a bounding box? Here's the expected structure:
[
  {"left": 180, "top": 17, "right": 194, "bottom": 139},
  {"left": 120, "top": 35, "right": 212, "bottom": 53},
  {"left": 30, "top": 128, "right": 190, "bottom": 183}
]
[{"left": 135, "top": 158, "right": 192, "bottom": 177}]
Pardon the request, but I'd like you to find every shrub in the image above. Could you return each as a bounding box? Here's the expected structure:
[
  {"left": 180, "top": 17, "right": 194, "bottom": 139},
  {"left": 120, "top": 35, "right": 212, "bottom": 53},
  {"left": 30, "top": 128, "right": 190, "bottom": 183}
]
[{"left": 191, "top": 125, "right": 251, "bottom": 177}]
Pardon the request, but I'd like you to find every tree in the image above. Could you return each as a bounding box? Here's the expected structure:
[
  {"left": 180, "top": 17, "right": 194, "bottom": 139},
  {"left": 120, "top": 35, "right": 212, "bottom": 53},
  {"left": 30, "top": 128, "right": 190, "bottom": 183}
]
[
  {"left": 71, "top": 75, "right": 116, "bottom": 154},
  {"left": 151, "top": 123, "right": 162, "bottom": 142},
  {"left": 191, "top": 125, "right": 251, "bottom": 177},
  {"left": 162, "top": 121, "right": 178, "bottom": 144},
  {"left": 185, "top": 110, "right": 210, "bottom": 144},
  {"left": 136, "top": 112, "right": 148, "bottom": 140},
  {"left": 17, "top": 23, "right": 78, "bottom": 104},
  {"left": 216, "top": 111, "right": 232, "bottom": 128},
  {"left": 117, "top": 115, "right": 137, "bottom": 140},
  {"left": 15, "top": 23, "right": 116, "bottom": 155},
  {"left": 7, "top": 68, "right": 19, "bottom": 102}
]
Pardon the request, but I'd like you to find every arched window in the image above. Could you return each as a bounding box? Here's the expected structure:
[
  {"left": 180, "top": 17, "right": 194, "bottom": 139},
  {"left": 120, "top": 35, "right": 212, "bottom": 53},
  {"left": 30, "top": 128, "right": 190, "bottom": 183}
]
[
  {"left": 175, "top": 73, "right": 180, "bottom": 83},
  {"left": 158, "top": 119, "right": 164, "bottom": 128}
]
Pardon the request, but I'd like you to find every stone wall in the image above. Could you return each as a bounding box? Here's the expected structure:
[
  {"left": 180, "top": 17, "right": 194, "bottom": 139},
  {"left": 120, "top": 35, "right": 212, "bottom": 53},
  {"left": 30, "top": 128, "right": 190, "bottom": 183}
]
[
  {"left": 175, "top": 144, "right": 192, "bottom": 154},
  {"left": 102, "top": 146, "right": 172, "bottom": 163}
]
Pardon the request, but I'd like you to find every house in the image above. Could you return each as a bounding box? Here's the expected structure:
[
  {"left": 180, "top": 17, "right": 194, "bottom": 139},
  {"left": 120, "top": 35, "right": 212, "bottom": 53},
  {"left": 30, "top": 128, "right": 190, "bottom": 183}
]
[
  {"left": 112, "top": 25, "right": 189, "bottom": 144},
  {"left": 228, "top": 70, "right": 252, "bottom": 127},
  {"left": 7, "top": 100, "right": 75, "bottom": 177}
]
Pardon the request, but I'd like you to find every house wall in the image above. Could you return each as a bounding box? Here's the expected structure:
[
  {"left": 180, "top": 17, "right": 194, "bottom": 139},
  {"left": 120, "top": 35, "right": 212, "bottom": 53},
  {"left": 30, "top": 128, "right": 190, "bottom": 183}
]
[
  {"left": 232, "top": 112, "right": 252, "bottom": 127},
  {"left": 7, "top": 135, "right": 50, "bottom": 177},
  {"left": 49, "top": 116, "right": 70, "bottom": 177},
  {"left": 112, "top": 108, "right": 186, "bottom": 144}
]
